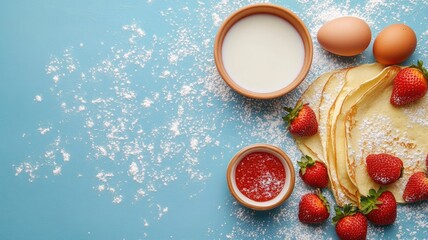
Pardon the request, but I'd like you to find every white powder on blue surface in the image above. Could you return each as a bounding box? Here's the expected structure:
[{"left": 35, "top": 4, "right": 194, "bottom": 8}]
[
  {"left": 52, "top": 166, "right": 62, "bottom": 175},
  {"left": 34, "top": 95, "right": 43, "bottom": 102},
  {"left": 14, "top": 0, "right": 428, "bottom": 239},
  {"left": 38, "top": 127, "right": 51, "bottom": 135}
]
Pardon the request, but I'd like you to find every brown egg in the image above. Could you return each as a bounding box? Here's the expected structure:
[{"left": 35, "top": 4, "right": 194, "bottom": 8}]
[
  {"left": 373, "top": 24, "right": 417, "bottom": 65},
  {"left": 317, "top": 16, "right": 371, "bottom": 56}
]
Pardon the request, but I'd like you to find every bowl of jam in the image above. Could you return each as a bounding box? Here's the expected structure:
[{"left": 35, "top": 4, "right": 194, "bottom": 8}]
[{"left": 226, "top": 144, "right": 295, "bottom": 210}]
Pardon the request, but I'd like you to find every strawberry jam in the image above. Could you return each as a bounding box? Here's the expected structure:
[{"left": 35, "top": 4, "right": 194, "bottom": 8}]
[{"left": 235, "top": 152, "right": 286, "bottom": 202}]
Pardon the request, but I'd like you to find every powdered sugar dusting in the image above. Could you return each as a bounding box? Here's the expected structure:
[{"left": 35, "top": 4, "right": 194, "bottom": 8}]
[
  {"left": 60, "top": 149, "right": 70, "bottom": 162},
  {"left": 52, "top": 166, "right": 62, "bottom": 175},
  {"left": 34, "top": 95, "right": 43, "bottom": 102},
  {"left": 356, "top": 115, "right": 424, "bottom": 170},
  {"left": 350, "top": 109, "right": 427, "bottom": 199},
  {"left": 403, "top": 95, "right": 428, "bottom": 127},
  {"left": 38, "top": 127, "right": 51, "bottom": 135},
  {"left": 12, "top": 0, "right": 427, "bottom": 238},
  {"left": 235, "top": 152, "right": 285, "bottom": 201}
]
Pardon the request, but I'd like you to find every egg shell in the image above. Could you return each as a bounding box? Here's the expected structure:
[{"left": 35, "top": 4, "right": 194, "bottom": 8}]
[
  {"left": 373, "top": 24, "right": 417, "bottom": 65},
  {"left": 317, "top": 16, "right": 371, "bottom": 56}
]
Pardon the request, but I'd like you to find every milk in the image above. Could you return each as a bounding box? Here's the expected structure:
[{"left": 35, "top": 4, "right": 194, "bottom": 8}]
[{"left": 222, "top": 14, "right": 305, "bottom": 93}]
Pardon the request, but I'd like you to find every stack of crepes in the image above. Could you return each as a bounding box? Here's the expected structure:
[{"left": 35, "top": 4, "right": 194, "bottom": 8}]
[{"left": 294, "top": 63, "right": 428, "bottom": 207}]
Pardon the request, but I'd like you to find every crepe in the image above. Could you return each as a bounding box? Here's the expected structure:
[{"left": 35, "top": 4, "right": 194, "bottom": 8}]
[
  {"left": 317, "top": 70, "right": 351, "bottom": 205},
  {"left": 345, "top": 67, "right": 428, "bottom": 203},
  {"left": 295, "top": 71, "right": 343, "bottom": 199},
  {"left": 292, "top": 63, "right": 428, "bottom": 206},
  {"left": 295, "top": 68, "right": 357, "bottom": 205},
  {"left": 295, "top": 71, "right": 334, "bottom": 165},
  {"left": 326, "top": 63, "right": 385, "bottom": 205}
]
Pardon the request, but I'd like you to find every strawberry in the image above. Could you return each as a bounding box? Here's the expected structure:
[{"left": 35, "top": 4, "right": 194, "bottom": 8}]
[
  {"left": 298, "top": 155, "right": 329, "bottom": 188},
  {"left": 298, "top": 190, "right": 330, "bottom": 224},
  {"left": 360, "top": 188, "right": 397, "bottom": 225},
  {"left": 390, "top": 60, "right": 428, "bottom": 106},
  {"left": 283, "top": 102, "right": 318, "bottom": 137},
  {"left": 366, "top": 153, "right": 403, "bottom": 185},
  {"left": 333, "top": 204, "right": 368, "bottom": 240},
  {"left": 402, "top": 171, "right": 428, "bottom": 203}
]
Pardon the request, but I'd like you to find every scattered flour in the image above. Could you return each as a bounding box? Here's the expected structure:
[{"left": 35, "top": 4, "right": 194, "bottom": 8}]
[
  {"left": 128, "top": 162, "right": 145, "bottom": 183},
  {"left": 52, "top": 166, "right": 62, "bottom": 175},
  {"left": 38, "top": 127, "right": 51, "bottom": 135},
  {"left": 15, "top": 0, "right": 428, "bottom": 238},
  {"left": 96, "top": 172, "right": 114, "bottom": 183},
  {"left": 170, "top": 120, "right": 180, "bottom": 136},
  {"left": 212, "top": 13, "right": 222, "bottom": 26},
  {"left": 113, "top": 195, "right": 123, "bottom": 204},
  {"left": 180, "top": 85, "right": 192, "bottom": 96},
  {"left": 142, "top": 98, "right": 153, "bottom": 108},
  {"left": 34, "top": 95, "right": 43, "bottom": 102},
  {"left": 190, "top": 137, "right": 199, "bottom": 151},
  {"left": 60, "top": 149, "right": 70, "bottom": 162},
  {"left": 156, "top": 204, "right": 168, "bottom": 220}
]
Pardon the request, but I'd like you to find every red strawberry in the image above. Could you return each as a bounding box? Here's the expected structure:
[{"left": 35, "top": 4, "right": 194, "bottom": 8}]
[
  {"left": 283, "top": 102, "right": 318, "bottom": 137},
  {"left": 333, "top": 204, "right": 368, "bottom": 240},
  {"left": 298, "top": 191, "right": 330, "bottom": 224},
  {"left": 366, "top": 153, "right": 403, "bottom": 185},
  {"left": 360, "top": 188, "right": 397, "bottom": 225},
  {"left": 298, "top": 155, "right": 329, "bottom": 188},
  {"left": 390, "top": 60, "right": 428, "bottom": 106},
  {"left": 402, "top": 171, "right": 428, "bottom": 203}
]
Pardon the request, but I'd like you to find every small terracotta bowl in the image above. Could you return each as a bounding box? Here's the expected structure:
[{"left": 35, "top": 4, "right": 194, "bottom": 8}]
[
  {"left": 214, "top": 3, "right": 313, "bottom": 99},
  {"left": 226, "top": 144, "right": 295, "bottom": 210}
]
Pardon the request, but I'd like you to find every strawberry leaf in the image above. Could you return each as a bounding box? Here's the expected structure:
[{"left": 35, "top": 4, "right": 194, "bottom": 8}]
[
  {"left": 283, "top": 102, "right": 304, "bottom": 128},
  {"left": 360, "top": 187, "right": 384, "bottom": 215},
  {"left": 297, "top": 155, "right": 316, "bottom": 175},
  {"left": 410, "top": 60, "right": 428, "bottom": 80},
  {"left": 333, "top": 204, "right": 358, "bottom": 224},
  {"left": 332, "top": 206, "right": 342, "bottom": 225},
  {"left": 316, "top": 190, "right": 330, "bottom": 213}
]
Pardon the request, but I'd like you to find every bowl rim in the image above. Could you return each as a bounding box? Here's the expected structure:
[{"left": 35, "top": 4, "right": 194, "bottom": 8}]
[
  {"left": 214, "top": 3, "right": 313, "bottom": 99},
  {"left": 226, "top": 144, "right": 295, "bottom": 210}
]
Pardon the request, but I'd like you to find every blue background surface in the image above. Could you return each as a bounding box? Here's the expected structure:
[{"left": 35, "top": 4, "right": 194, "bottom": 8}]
[{"left": 1, "top": 0, "right": 427, "bottom": 239}]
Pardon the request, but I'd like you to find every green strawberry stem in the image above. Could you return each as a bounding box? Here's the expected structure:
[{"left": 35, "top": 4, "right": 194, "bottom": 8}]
[
  {"left": 333, "top": 204, "right": 359, "bottom": 224},
  {"left": 360, "top": 187, "right": 385, "bottom": 215},
  {"left": 283, "top": 101, "right": 304, "bottom": 128},
  {"left": 316, "top": 189, "right": 330, "bottom": 213},
  {"left": 410, "top": 60, "right": 428, "bottom": 80},
  {"left": 298, "top": 155, "right": 316, "bottom": 175}
]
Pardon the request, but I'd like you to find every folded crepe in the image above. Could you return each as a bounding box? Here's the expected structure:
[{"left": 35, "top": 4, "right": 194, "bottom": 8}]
[
  {"left": 293, "top": 63, "right": 427, "bottom": 206},
  {"left": 345, "top": 66, "right": 428, "bottom": 203}
]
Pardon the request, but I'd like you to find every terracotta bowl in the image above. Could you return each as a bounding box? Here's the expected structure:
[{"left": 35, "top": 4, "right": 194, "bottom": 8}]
[
  {"left": 226, "top": 144, "right": 295, "bottom": 210},
  {"left": 214, "top": 4, "right": 313, "bottom": 99}
]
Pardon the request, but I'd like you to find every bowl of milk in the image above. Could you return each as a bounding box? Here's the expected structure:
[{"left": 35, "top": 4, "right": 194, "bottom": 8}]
[{"left": 214, "top": 4, "right": 313, "bottom": 99}]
